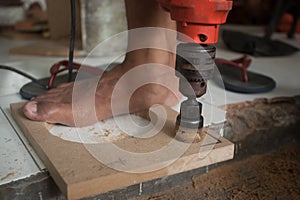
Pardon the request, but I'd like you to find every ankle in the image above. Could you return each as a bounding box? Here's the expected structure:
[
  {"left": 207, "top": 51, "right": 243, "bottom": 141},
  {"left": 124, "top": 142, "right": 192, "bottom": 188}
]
[{"left": 123, "top": 49, "right": 176, "bottom": 71}]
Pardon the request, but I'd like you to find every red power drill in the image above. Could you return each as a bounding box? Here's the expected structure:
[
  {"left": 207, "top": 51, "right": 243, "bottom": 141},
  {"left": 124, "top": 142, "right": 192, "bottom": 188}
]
[{"left": 158, "top": 0, "right": 233, "bottom": 142}]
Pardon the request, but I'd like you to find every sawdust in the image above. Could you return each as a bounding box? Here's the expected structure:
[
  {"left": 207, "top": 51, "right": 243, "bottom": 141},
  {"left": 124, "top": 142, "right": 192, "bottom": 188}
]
[
  {"left": 48, "top": 114, "right": 151, "bottom": 144},
  {"left": 133, "top": 143, "right": 300, "bottom": 200},
  {"left": 1, "top": 172, "right": 15, "bottom": 181},
  {"left": 191, "top": 145, "right": 300, "bottom": 199},
  {"left": 103, "top": 129, "right": 110, "bottom": 136}
]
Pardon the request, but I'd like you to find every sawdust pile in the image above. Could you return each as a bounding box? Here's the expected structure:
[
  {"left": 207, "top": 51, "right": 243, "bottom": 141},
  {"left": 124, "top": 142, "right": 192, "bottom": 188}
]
[
  {"left": 133, "top": 143, "right": 300, "bottom": 200},
  {"left": 191, "top": 145, "right": 300, "bottom": 199}
]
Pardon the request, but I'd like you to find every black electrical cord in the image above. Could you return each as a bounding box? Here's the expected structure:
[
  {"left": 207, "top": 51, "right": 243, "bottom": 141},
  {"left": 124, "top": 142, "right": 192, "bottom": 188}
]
[
  {"left": 68, "top": 0, "right": 76, "bottom": 82},
  {"left": 0, "top": 65, "right": 45, "bottom": 87}
]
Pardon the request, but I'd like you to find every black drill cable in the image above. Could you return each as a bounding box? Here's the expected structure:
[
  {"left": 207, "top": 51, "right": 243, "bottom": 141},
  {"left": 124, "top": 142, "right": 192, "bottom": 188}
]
[
  {"left": 68, "top": 0, "right": 76, "bottom": 82},
  {"left": 0, "top": 65, "right": 45, "bottom": 87}
]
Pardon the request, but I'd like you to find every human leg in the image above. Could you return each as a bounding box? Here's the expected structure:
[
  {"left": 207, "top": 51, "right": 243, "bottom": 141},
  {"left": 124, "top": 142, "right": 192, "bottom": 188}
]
[{"left": 23, "top": 0, "right": 179, "bottom": 126}]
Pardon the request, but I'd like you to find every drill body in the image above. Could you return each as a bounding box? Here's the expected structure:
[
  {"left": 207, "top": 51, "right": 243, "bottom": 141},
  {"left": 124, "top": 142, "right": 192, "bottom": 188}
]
[
  {"left": 158, "top": 0, "right": 233, "bottom": 44},
  {"left": 158, "top": 0, "right": 233, "bottom": 142}
]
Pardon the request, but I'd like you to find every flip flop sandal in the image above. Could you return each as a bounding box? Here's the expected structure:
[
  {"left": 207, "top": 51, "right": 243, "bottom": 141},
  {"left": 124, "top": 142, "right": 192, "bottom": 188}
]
[
  {"left": 19, "top": 60, "right": 105, "bottom": 100},
  {"left": 222, "top": 30, "right": 299, "bottom": 57},
  {"left": 214, "top": 55, "right": 276, "bottom": 93}
]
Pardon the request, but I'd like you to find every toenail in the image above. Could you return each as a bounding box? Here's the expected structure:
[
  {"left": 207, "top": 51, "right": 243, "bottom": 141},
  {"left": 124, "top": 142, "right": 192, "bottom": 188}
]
[{"left": 29, "top": 101, "right": 37, "bottom": 113}]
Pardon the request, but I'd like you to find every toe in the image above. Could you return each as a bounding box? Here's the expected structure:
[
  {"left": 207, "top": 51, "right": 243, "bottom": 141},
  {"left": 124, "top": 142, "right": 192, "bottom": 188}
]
[
  {"left": 23, "top": 100, "right": 95, "bottom": 126},
  {"left": 23, "top": 101, "right": 72, "bottom": 125},
  {"left": 23, "top": 101, "right": 41, "bottom": 121}
]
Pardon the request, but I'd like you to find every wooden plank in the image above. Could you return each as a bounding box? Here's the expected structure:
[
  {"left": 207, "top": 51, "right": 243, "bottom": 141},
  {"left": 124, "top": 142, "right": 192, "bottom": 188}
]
[{"left": 10, "top": 102, "right": 234, "bottom": 199}]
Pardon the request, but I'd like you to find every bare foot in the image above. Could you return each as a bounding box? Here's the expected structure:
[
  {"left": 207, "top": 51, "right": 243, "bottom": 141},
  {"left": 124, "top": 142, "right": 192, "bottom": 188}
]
[{"left": 23, "top": 49, "right": 180, "bottom": 126}]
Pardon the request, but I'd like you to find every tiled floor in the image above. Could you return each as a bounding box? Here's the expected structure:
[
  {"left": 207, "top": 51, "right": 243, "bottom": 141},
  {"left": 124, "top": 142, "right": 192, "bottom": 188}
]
[
  {"left": 0, "top": 25, "right": 299, "bottom": 186},
  {"left": 0, "top": 102, "right": 40, "bottom": 185}
]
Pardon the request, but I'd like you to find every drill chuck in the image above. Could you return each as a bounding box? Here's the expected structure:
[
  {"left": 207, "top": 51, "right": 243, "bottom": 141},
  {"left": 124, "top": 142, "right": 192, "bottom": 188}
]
[
  {"left": 175, "top": 43, "right": 216, "bottom": 142},
  {"left": 176, "top": 43, "right": 216, "bottom": 97}
]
